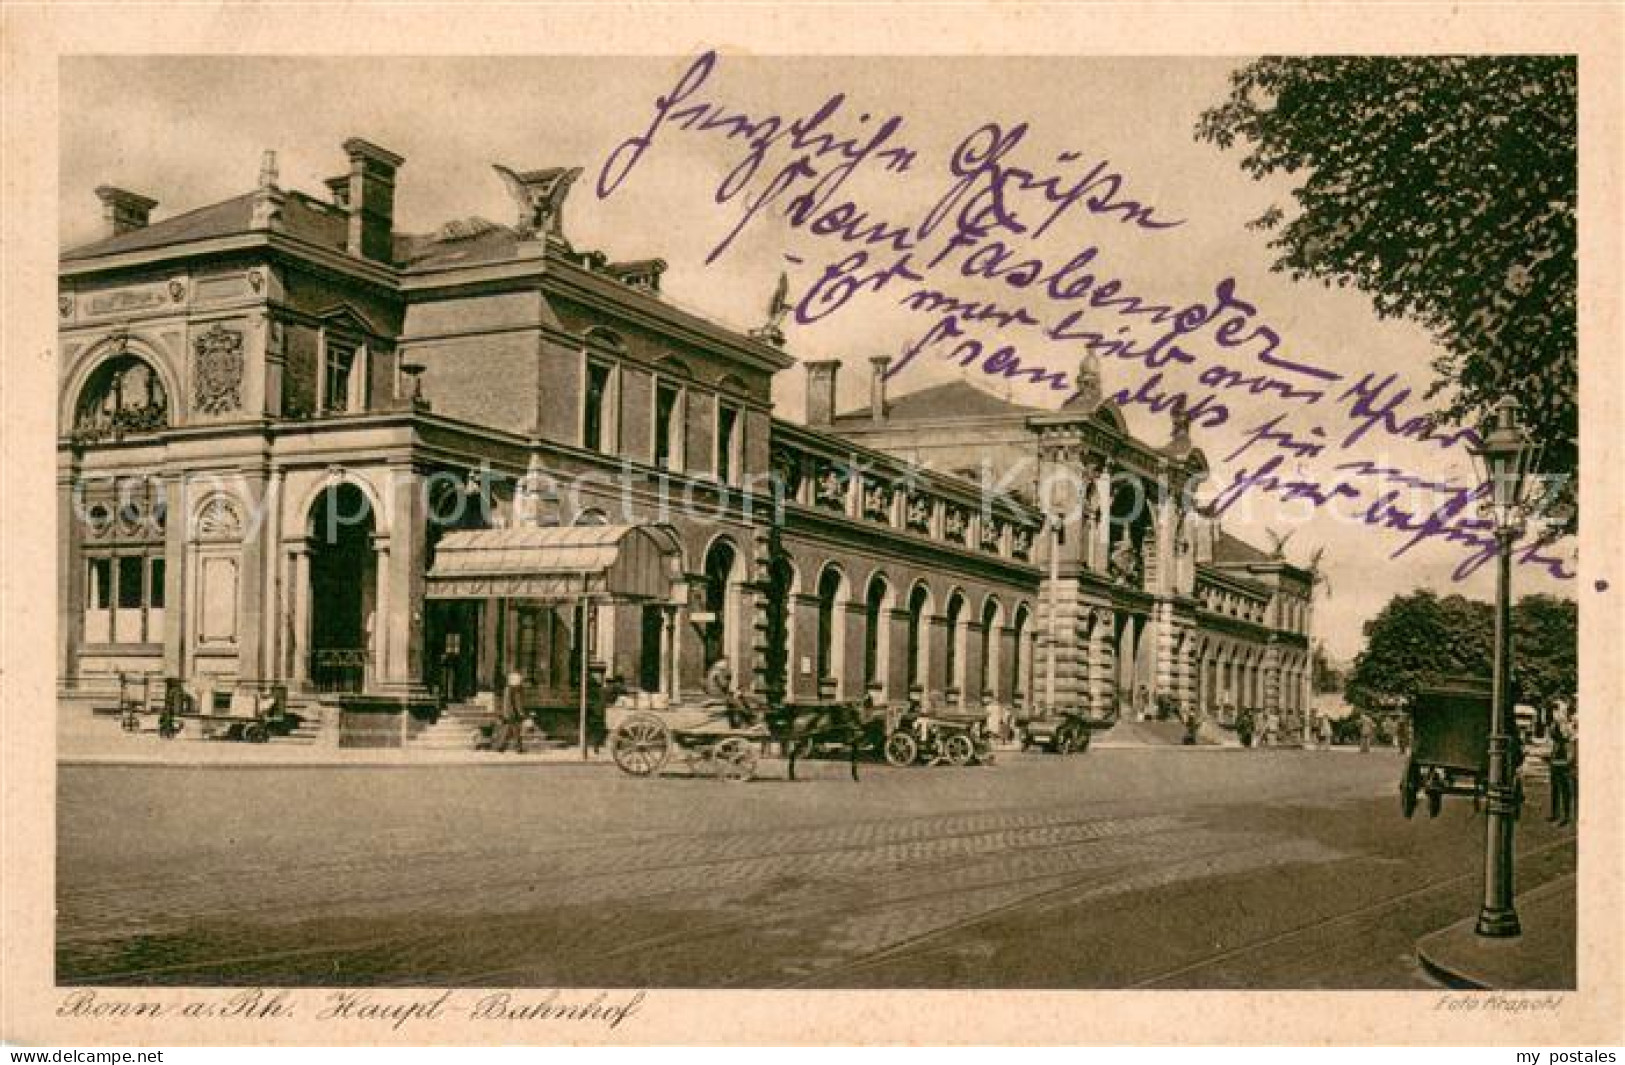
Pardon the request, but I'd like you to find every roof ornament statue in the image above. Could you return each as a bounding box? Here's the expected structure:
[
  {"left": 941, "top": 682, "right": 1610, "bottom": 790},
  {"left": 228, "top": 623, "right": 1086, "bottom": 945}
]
[
  {"left": 250, "top": 149, "right": 285, "bottom": 231},
  {"left": 1166, "top": 399, "right": 1193, "bottom": 458},
  {"left": 1264, "top": 526, "right": 1297, "bottom": 559},
  {"left": 750, "top": 271, "right": 792, "bottom": 347},
  {"left": 492, "top": 165, "right": 584, "bottom": 243},
  {"left": 1070, "top": 349, "right": 1103, "bottom": 411}
]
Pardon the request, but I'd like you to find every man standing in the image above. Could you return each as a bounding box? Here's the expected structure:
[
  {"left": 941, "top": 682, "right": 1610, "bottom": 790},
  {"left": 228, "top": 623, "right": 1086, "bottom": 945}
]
[
  {"left": 1358, "top": 712, "right": 1376, "bottom": 753},
  {"left": 493, "top": 671, "right": 527, "bottom": 754},
  {"left": 1546, "top": 705, "right": 1574, "bottom": 826}
]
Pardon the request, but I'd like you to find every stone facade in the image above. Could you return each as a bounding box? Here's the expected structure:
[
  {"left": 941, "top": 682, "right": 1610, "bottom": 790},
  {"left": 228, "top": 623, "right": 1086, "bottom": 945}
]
[{"left": 57, "top": 137, "right": 1312, "bottom": 741}]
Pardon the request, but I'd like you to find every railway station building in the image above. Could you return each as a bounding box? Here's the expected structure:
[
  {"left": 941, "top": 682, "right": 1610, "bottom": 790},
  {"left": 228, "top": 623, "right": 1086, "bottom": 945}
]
[{"left": 57, "top": 138, "right": 1314, "bottom": 746}]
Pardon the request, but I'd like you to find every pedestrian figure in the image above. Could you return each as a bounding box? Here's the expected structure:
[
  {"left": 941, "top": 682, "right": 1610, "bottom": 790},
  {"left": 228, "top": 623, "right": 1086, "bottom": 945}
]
[
  {"left": 1546, "top": 707, "right": 1575, "bottom": 826},
  {"left": 493, "top": 671, "right": 527, "bottom": 753},
  {"left": 1358, "top": 712, "right": 1375, "bottom": 753},
  {"left": 1236, "top": 706, "right": 1255, "bottom": 748},
  {"left": 1318, "top": 713, "right": 1333, "bottom": 750},
  {"left": 1396, "top": 714, "right": 1412, "bottom": 755}
]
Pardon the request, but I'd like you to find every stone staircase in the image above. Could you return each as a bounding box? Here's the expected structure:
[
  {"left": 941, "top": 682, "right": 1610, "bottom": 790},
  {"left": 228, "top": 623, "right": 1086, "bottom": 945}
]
[{"left": 404, "top": 699, "right": 555, "bottom": 752}]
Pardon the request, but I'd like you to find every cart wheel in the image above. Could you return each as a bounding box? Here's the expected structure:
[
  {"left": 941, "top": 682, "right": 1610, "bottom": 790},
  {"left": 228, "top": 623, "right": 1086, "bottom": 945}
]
[
  {"left": 1055, "top": 724, "right": 1077, "bottom": 755},
  {"left": 244, "top": 723, "right": 270, "bottom": 743},
  {"left": 121, "top": 713, "right": 140, "bottom": 733},
  {"left": 943, "top": 733, "right": 975, "bottom": 766},
  {"left": 158, "top": 719, "right": 181, "bottom": 739},
  {"left": 713, "top": 737, "right": 758, "bottom": 783},
  {"left": 884, "top": 731, "right": 919, "bottom": 767},
  {"left": 610, "top": 713, "right": 672, "bottom": 777}
]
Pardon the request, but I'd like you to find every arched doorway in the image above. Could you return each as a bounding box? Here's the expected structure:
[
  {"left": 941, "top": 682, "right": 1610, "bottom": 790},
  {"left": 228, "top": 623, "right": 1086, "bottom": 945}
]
[
  {"left": 701, "top": 538, "right": 738, "bottom": 670},
  {"left": 308, "top": 482, "right": 376, "bottom": 692},
  {"left": 944, "top": 589, "right": 966, "bottom": 706},
  {"left": 815, "top": 565, "right": 848, "bottom": 698},
  {"left": 1011, "top": 604, "right": 1031, "bottom": 712},
  {"left": 979, "top": 596, "right": 1003, "bottom": 702},
  {"left": 863, "top": 573, "right": 892, "bottom": 700},
  {"left": 906, "top": 583, "right": 932, "bottom": 695}
]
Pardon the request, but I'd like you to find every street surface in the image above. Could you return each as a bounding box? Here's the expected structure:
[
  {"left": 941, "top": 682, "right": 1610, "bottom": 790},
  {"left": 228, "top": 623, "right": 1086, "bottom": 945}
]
[{"left": 57, "top": 748, "right": 1576, "bottom": 988}]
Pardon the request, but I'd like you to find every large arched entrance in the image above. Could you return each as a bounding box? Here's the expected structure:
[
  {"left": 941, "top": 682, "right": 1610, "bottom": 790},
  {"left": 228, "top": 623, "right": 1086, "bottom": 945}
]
[{"left": 307, "top": 482, "right": 376, "bottom": 692}]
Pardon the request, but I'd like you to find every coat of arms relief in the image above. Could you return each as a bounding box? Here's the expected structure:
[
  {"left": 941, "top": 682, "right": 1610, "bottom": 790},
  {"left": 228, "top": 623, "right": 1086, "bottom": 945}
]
[{"left": 192, "top": 323, "right": 244, "bottom": 415}]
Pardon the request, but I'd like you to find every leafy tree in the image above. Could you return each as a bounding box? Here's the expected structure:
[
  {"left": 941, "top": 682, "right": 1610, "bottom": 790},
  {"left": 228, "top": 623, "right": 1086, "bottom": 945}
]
[
  {"left": 1346, "top": 588, "right": 1576, "bottom": 712},
  {"left": 1196, "top": 58, "right": 1577, "bottom": 522},
  {"left": 1346, "top": 590, "right": 1493, "bottom": 712},
  {"left": 1511, "top": 594, "right": 1577, "bottom": 711}
]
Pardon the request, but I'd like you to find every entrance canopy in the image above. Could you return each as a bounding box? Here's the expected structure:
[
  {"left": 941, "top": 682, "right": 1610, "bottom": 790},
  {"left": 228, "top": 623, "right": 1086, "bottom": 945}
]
[{"left": 426, "top": 524, "right": 680, "bottom": 602}]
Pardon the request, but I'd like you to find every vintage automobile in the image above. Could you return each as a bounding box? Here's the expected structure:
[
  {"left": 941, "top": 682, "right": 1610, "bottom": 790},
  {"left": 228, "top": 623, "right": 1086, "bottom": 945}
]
[
  {"left": 882, "top": 709, "right": 995, "bottom": 767},
  {"left": 1400, "top": 675, "right": 1524, "bottom": 818},
  {"left": 1019, "top": 702, "right": 1120, "bottom": 754}
]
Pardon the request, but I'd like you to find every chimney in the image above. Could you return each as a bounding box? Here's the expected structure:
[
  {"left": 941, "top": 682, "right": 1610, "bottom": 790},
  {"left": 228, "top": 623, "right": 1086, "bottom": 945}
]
[
  {"left": 95, "top": 186, "right": 157, "bottom": 239},
  {"left": 340, "top": 137, "right": 404, "bottom": 263},
  {"left": 324, "top": 176, "right": 352, "bottom": 209},
  {"left": 805, "top": 359, "right": 840, "bottom": 426},
  {"left": 868, "top": 355, "right": 891, "bottom": 422}
]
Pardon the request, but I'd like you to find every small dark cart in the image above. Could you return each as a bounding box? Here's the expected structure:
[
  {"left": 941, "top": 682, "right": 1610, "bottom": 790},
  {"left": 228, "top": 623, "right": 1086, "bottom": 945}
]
[{"left": 1401, "top": 676, "right": 1522, "bottom": 818}]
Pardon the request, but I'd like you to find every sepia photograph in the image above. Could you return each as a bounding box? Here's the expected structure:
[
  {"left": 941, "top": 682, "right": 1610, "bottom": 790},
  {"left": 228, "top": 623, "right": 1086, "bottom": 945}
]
[{"left": 4, "top": 3, "right": 1621, "bottom": 1049}]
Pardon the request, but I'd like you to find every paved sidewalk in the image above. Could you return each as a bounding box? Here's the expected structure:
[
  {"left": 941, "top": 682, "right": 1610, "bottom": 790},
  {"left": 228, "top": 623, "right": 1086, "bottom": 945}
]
[
  {"left": 1416, "top": 872, "right": 1577, "bottom": 989},
  {"left": 58, "top": 722, "right": 606, "bottom": 768}
]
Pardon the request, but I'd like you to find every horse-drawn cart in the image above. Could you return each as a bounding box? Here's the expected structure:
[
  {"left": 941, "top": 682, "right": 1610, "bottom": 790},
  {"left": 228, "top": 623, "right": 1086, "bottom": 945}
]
[
  {"left": 608, "top": 705, "right": 770, "bottom": 782},
  {"left": 1400, "top": 676, "right": 1523, "bottom": 818},
  {"left": 607, "top": 698, "right": 869, "bottom": 782}
]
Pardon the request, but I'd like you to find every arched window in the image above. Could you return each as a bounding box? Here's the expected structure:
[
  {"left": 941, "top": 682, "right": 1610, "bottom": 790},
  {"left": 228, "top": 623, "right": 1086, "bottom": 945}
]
[
  {"left": 944, "top": 590, "right": 966, "bottom": 696},
  {"left": 816, "top": 566, "right": 846, "bottom": 694},
  {"left": 702, "top": 539, "right": 737, "bottom": 669},
  {"left": 1011, "top": 605, "right": 1031, "bottom": 709},
  {"left": 906, "top": 584, "right": 931, "bottom": 691},
  {"left": 979, "top": 597, "right": 1002, "bottom": 700},
  {"left": 863, "top": 575, "right": 890, "bottom": 695},
  {"left": 74, "top": 353, "right": 169, "bottom": 442}
]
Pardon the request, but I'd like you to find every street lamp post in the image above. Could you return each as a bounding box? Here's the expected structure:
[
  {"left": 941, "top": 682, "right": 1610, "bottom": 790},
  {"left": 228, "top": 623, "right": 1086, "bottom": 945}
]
[{"left": 1468, "top": 397, "right": 1540, "bottom": 939}]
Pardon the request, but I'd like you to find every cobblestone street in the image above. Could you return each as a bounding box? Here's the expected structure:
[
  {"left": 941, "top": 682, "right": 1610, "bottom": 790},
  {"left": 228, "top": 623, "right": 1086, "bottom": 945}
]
[{"left": 57, "top": 748, "right": 1577, "bottom": 988}]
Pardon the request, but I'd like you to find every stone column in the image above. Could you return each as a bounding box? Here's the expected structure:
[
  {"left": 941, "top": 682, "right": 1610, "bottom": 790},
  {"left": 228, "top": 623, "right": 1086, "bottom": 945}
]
[
  {"left": 962, "top": 620, "right": 985, "bottom": 709},
  {"left": 57, "top": 465, "right": 85, "bottom": 690},
  {"left": 371, "top": 534, "right": 392, "bottom": 689},
  {"left": 840, "top": 598, "right": 866, "bottom": 701},
  {"left": 380, "top": 466, "right": 428, "bottom": 694},
  {"left": 926, "top": 615, "right": 949, "bottom": 702},
  {"left": 286, "top": 541, "right": 311, "bottom": 685},
  {"left": 996, "top": 623, "right": 1017, "bottom": 705},
  {"left": 877, "top": 606, "right": 907, "bottom": 705},
  {"left": 789, "top": 591, "right": 821, "bottom": 701},
  {"left": 233, "top": 473, "right": 269, "bottom": 689},
  {"left": 162, "top": 475, "right": 188, "bottom": 680}
]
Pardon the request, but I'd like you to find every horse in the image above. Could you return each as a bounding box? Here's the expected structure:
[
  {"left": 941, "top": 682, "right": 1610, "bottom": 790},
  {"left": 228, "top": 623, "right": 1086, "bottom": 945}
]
[{"left": 761, "top": 699, "right": 870, "bottom": 782}]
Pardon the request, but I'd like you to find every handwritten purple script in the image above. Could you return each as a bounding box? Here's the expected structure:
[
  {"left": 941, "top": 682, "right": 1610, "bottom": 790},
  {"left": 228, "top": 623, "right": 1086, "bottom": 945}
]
[{"left": 597, "top": 51, "right": 1574, "bottom": 584}]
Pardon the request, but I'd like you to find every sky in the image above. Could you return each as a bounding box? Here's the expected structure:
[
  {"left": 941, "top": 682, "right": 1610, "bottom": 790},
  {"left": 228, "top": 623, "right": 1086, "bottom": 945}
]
[{"left": 58, "top": 55, "right": 1579, "bottom": 660}]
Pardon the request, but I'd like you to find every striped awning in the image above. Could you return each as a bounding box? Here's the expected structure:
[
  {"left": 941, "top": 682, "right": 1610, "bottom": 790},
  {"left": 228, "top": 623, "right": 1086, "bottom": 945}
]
[{"left": 425, "top": 524, "right": 682, "bottom": 602}]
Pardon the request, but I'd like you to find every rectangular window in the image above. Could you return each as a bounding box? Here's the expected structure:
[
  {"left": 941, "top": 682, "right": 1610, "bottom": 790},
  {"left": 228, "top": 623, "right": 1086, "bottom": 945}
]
[
  {"left": 149, "top": 558, "right": 166, "bottom": 609},
  {"left": 323, "top": 338, "right": 358, "bottom": 413},
  {"left": 584, "top": 361, "right": 613, "bottom": 452},
  {"left": 117, "top": 556, "right": 143, "bottom": 609},
  {"left": 716, "top": 403, "right": 740, "bottom": 484},
  {"left": 89, "top": 558, "right": 112, "bottom": 609},
  {"left": 654, "top": 381, "right": 680, "bottom": 469}
]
